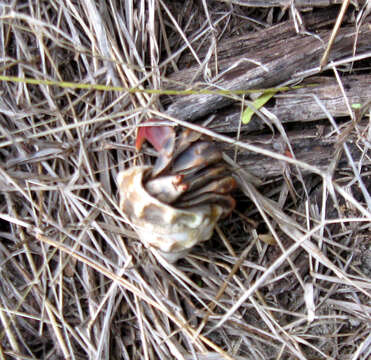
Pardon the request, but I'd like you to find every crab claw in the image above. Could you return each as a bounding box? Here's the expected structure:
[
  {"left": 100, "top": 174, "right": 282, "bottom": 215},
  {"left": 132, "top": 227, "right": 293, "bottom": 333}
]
[
  {"left": 135, "top": 120, "right": 176, "bottom": 177},
  {"left": 135, "top": 124, "right": 175, "bottom": 156}
]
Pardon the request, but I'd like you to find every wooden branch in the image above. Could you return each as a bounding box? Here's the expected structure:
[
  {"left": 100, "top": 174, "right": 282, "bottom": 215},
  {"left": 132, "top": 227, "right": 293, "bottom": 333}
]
[
  {"left": 207, "top": 75, "right": 371, "bottom": 133},
  {"left": 164, "top": 13, "right": 371, "bottom": 122}
]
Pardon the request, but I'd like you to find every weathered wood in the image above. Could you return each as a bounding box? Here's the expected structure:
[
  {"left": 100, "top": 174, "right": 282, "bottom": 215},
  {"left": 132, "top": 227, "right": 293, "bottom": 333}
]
[
  {"left": 164, "top": 15, "right": 371, "bottom": 122},
  {"left": 223, "top": 120, "right": 365, "bottom": 179},
  {"left": 207, "top": 75, "right": 371, "bottom": 133},
  {"left": 216, "top": 0, "right": 361, "bottom": 8},
  {"left": 169, "top": 10, "right": 340, "bottom": 86}
]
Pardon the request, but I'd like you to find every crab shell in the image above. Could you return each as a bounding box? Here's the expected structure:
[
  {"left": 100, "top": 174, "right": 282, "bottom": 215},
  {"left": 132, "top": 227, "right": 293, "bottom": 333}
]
[{"left": 118, "top": 166, "right": 225, "bottom": 262}]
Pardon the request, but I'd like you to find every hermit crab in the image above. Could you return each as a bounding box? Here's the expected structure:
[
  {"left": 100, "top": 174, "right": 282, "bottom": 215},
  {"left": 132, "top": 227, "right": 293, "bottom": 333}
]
[{"left": 118, "top": 119, "right": 237, "bottom": 262}]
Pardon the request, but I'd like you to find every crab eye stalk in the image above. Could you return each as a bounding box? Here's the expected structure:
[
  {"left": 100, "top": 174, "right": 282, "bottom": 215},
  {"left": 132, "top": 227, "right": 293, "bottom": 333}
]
[{"left": 119, "top": 120, "right": 236, "bottom": 262}]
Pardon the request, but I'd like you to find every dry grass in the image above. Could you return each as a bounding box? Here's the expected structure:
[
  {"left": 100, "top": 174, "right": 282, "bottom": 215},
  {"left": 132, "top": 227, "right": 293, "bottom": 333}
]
[{"left": 0, "top": 1, "right": 370, "bottom": 359}]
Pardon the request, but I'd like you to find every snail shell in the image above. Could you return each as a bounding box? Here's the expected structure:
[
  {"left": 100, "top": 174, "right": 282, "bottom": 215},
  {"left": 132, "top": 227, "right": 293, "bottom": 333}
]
[
  {"left": 118, "top": 166, "right": 225, "bottom": 262},
  {"left": 119, "top": 123, "right": 236, "bottom": 262}
]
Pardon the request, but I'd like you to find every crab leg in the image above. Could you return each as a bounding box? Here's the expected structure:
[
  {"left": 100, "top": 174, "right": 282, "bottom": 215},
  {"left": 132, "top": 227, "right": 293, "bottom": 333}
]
[
  {"left": 145, "top": 174, "right": 188, "bottom": 203},
  {"left": 171, "top": 142, "right": 222, "bottom": 174}
]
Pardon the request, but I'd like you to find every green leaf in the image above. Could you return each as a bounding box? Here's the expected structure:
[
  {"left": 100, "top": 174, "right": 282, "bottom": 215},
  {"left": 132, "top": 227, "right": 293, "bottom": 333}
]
[
  {"left": 351, "top": 103, "right": 362, "bottom": 109},
  {"left": 242, "top": 91, "right": 277, "bottom": 124}
]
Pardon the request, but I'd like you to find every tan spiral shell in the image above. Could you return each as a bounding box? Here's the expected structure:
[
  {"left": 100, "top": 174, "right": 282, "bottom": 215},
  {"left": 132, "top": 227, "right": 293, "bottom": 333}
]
[{"left": 118, "top": 166, "right": 225, "bottom": 262}]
